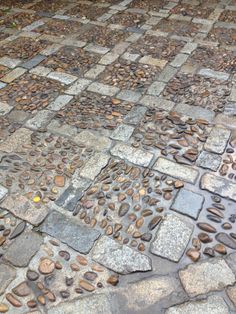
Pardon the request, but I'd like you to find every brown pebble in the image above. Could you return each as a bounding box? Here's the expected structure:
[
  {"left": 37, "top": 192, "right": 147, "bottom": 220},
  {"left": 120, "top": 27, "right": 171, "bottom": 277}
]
[
  {"left": 55, "top": 261, "right": 62, "bottom": 270},
  {"left": 107, "top": 274, "right": 119, "bottom": 286},
  {"left": 0, "top": 303, "right": 9, "bottom": 313},
  {"left": 79, "top": 280, "right": 95, "bottom": 292},
  {"left": 37, "top": 295, "right": 46, "bottom": 305},
  {"left": 70, "top": 263, "right": 80, "bottom": 271},
  {"left": 198, "top": 232, "right": 213, "bottom": 243},
  {"left": 12, "top": 281, "right": 31, "bottom": 297},
  {"left": 138, "top": 243, "right": 145, "bottom": 251},
  {"left": 39, "top": 258, "right": 55, "bottom": 274},
  {"left": 27, "top": 300, "right": 37, "bottom": 309},
  {"left": 6, "top": 293, "right": 22, "bottom": 308},
  {"left": 186, "top": 248, "right": 200, "bottom": 262},
  {"left": 214, "top": 243, "right": 227, "bottom": 255},
  {"left": 76, "top": 255, "right": 88, "bottom": 266},
  {"left": 91, "top": 264, "right": 104, "bottom": 272}
]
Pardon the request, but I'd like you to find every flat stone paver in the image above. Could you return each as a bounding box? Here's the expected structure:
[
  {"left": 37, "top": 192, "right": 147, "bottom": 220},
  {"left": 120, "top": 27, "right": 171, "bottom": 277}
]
[{"left": 0, "top": 1, "right": 235, "bottom": 312}]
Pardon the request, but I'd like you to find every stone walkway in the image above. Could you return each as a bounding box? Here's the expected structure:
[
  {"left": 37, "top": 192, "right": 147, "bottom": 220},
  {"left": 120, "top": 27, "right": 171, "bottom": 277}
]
[{"left": 0, "top": 0, "right": 236, "bottom": 313}]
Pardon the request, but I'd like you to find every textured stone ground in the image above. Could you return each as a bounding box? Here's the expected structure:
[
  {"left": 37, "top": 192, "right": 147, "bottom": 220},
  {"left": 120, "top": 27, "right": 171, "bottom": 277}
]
[{"left": 0, "top": 0, "right": 236, "bottom": 313}]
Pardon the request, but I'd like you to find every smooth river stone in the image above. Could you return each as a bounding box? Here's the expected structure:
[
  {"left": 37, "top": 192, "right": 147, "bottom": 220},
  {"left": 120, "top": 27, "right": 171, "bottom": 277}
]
[
  {"left": 150, "top": 214, "right": 194, "bottom": 262},
  {"left": 216, "top": 233, "right": 236, "bottom": 249},
  {"left": 39, "top": 211, "right": 100, "bottom": 254},
  {"left": 91, "top": 236, "right": 152, "bottom": 274},
  {"left": 200, "top": 173, "right": 236, "bottom": 201}
]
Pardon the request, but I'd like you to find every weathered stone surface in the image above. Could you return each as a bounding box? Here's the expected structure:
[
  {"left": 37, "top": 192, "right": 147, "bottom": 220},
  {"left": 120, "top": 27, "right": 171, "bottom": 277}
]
[
  {"left": 215, "top": 233, "right": 236, "bottom": 249},
  {"left": 48, "top": 293, "right": 112, "bottom": 314},
  {"left": 199, "top": 68, "right": 230, "bottom": 81},
  {"left": 25, "top": 110, "right": 54, "bottom": 130},
  {"left": 171, "top": 188, "right": 204, "bottom": 220},
  {"left": 110, "top": 124, "right": 134, "bottom": 141},
  {"left": 175, "top": 103, "right": 215, "bottom": 122},
  {"left": 140, "top": 95, "right": 174, "bottom": 111},
  {"left": 0, "top": 184, "right": 7, "bottom": 201},
  {"left": 48, "top": 95, "right": 73, "bottom": 111},
  {"left": 47, "top": 71, "right": 77, "bottom": 85},
  {"left": 179, "top": 258, "right": 235, "bottom": 297},
  {"left": 204, "top": 126, "right": 231, "bottom": 154},
  {"left": 111, "top": 142, "right": 153, "bottom": 167},
  {"left": 47, "top": 120, "right": 77, "bottom": 138},
  {"left": 227, "top": 284, "right": 236, "bottom": 307},
  {"left": 153, "top": 157, "right": 199, "bottom": 184},
  {"left": 0, "top": 128, "right": 32, "bottom": 153},
  {"left": 74, "top": 131, "right": 111, "bottom": 151},
  {"left": 201, "top": 173, "right": 236, "bottom": 201},
  {"left": 124, "top": 106, "right": 147, "bottom": 124},
  {"left": 150, "top": 214, "right": 194, "bottom": 262},
  {"left": 92, "top": 236, "right": 152, "bottom": 274},
  {"left": 0, "top": 264, "right": 16, "bottom": 295},
  {"left": 166, "top": 295, "right": 230, "bottom": 314},
  {"left": 88, "top": 82, "right": 119, "bottom": 96},
  {"left": 39, "top": 211, "right": 100, "bottom": 254},
  {"left": 196, "top": 151, "right": 222, "bottom": 171},
  {"left": 1, "top": 67, "right": 27, "bottom": 83},
  {"left": 4, "top": 231, "right": 43, "bottom": 267},
  {"left": 66, "top": 79, "right": 91, "bottom": 95},
  {"left": 225, "top": 253, "right": 236, "bottom": 274},
  {"left": 80, "top": 153, "right": 110, "bottom": 180},
  {"left": 1, "top": 194, "right": 48, "bottom": 226},
  {"left": 0, "top": 102, "right": 12, "bottom": 115}
]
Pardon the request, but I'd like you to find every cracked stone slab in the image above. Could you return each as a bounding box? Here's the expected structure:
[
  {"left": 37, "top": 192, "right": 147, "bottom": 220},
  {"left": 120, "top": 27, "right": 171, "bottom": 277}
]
[
  {"left": 153, "top": 157, "right": 199, "bottom": 184},
  {"left": 4, "top": 231, "right": 43, "bottom": 267},
  {"left": 179, "top": 258, "right": 235, "bottom": 297},
  {"left": 39, "top": 211, "right": 100, "bottom": 254},
  {"left": 0, "top": 194, "right": 48, "bottom": 226},
  {"left": 0, "top": 263, "right": 16, "bottom": 295},
  {"left": 74, "top": 130, "right": 111, "bottom": 151},
  {"left": 0, "top": 128, "right": 32, "bottom": 153},
  {"left": 48, "top": 293, "right": 112, "bottom": 314},
  {"left": 204, "top": 126, "right": 231, "bottom": 154},
  {"left": 171, "top": 188, "right": 204, "bottom": 220},
  {"left": 201, "top": 173, "right": 236, "bottom": 201},
  {"left": 111, "top": 142, "right": 153, "bottom": 167},
  {"left": 80, "top": 153, "right": 110, "bottom": 180},
  {"left": 196, "top": 151, "right": 222, "bottom": 171},
  {"left": 150, "top": 214, "right": 194, "bottom": 262},
  {"left": 92, "top": 236, "right": 152, "bottom": 274},
  {"left": 166, "top": 295, "right": 230, "bottom": 314}
]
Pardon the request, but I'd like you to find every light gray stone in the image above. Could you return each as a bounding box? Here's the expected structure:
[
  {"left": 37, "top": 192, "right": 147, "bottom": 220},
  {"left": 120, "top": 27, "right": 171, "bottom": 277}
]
[
  {"left": 181, "top": 42, "right": 198, "bottom": 54},
  {"left": 0, "top": 82, "right": 6, "bottom": 89},
  {"left": 21, "top": 54, "right": 45, "bottom": 69},
  {"left": 48, "top": 294, "right": 112, "bottom": 314},
  {"left": 66, "top": 78, "right": 91, "bottom": 95},
  {"left": 170, "top": 53, "right": 189, "bottom": 67},
  {"left": 0, "top": 184, "right": 8, "bottom": 201},
  {"left": 227, "top": 285, "right": 236, "bottom": 307},
  {"left": 196, "top": 151, "right": 222, "bottom": 171},
  {"left": 4, "top": 231, "right": 43, "bottom": 267},
  {"left": 25, "top": 110, "right": 54, "bottom": 130},
  {"left": 153, "top": 157, "right": 199, "bottom": 184},
  {"left": 150, "top": 214, "right": 194, "bottom": 262},
  {"left": 40, "top": 43, "right": 62, "bottom": 56},
  {"left": 0, "top": 56, "right": 21, "bottom": 68},
  {"left": 139, "top": 56, "right": 167, "bottom": 68},
  {"left": 0, "top": 128, "right": 32, "bottom": 153},
  {"left": 84, "top": 64, "right": 106, "bottom": 79},
  {"left": 110, "top": 124, "right": 134, "bottom": 141},
  {"left": 47, "top": 71, "right": 77, "bottom": 85},
  {"left": 124, "top": 106, "right": 147, "bottom": 124},
  {"left": 74, "top": 130, "right": 111, "bottom": 151},
  {"left": 92, "top": 236, "right": 152, "bottom": 274},
  {"left": 122, "top": 52, "right": 139, "bottom": 62},
  {"left": 117, "top": 89, "right": 142, "bottom": 102},
  {"left": 0, "top": 264, "right": 16, "bottom": 295},
  {"left": 87, "top": 82, "right": 119, "bottom": 96},
  {"left": 48, "top": 95, "right": 73, "bottom": 111},
  {"left": 148, "top": 81, "right": 166, "bottom": 96},
  {"left": 47, "top": 120, "right": 77, "bottom": 137},
  {"left": 200, "top": 173, "right": 236, "bottom": 201},
  {"left": 198, "top": 68, "right": 230, "bottom": 80},
  {"left": 85, "top": 43, "right": 110, "bottom": 54},
  {"left": 111, "top": 142, "right": 153, "bottom": 167},
  {"left": 140, "top": 96, "right": 175, "bottom": 111},
  {"left": 171, "top": 188, "right": 204, "bottom": 220},
  {"left": 157, "top": 65, "right": 178, "bottom": 83},
  {"left": 229, "top": 86, "right": 236, "bottom": 102},
  {"left": 30, "top": 65, "right": 52, "bottom": 77},
  {"left": 175, "top": 103, "right": 214, "bottom": 122},
  {"left": 225, "top": 252, "right": 236, "bottom": 274},
  {"left": 1, "top": 194, "right": 48, "bottom": 226},
  {"left": 179, "top": 258, "right": 235, "bottom": 296},
  {"left": 99, "top": 52, "right": 119, "bottom": 65},
  {"left": 204, "top": 126, "right": 231, "bottom": 154},
  {"left": 39, "top": 211, "right": 100, "bottom": 254},
  {"left": 1, "top": 67, "right": 27, "bottom": 83},
  {"left": 0, "top": 102, "right": 12, "bottom": 115},
  {"left": 80, "top": 153, "right": 110, "bottom": 180},
  {"left": 166, "top": 295, "right": 230, "bottom": 314}
]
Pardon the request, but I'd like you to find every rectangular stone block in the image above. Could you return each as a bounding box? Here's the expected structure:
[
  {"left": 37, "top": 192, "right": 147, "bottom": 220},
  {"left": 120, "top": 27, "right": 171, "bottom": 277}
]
[
  {"left": 110, "top": 124, "right": 134, "bottom": 141},
  {"left": 87, "top": 82, "right": 119, "bottom": 96},
  {"left": 25, "top": 110, "right": 54, "bottom": 130},
  {"left": 117, "top": 89, "right": 142, "bottom": 102},
  {"left": 80, "top": 153, "right": 110, "bottom": 180},
  {"left": 47, "top": 71, "right": 77, "bottom": 85},
  {"left": 198, "top": 68, "right": 230, "bottom": 81},
  {"left": 150, "top": 214, "right": 194, "bottom": 262},
  {"left": 170, "top": 53, "right": 189, "bottom": 67},
  {"left": 147, "top": 81, "right": 166, "bottom": 96},
  {"left": 66, "top": 79, "right": 91, "bottom": 95},
  {"left": 179, "top": 258, "right": 235, "bottom": 297},
  {"left": 140, "top": 96, "right": 174, "bottom": 111},
  {"left": 74, "top": 130, "right": 111, "bottom": 151},
  {"left": 196, "top": 151, "right": 222, "bottom": 171},
  {"left": 175, "top": 103, "right": 214, "bottom": 122},
  {"left": 1, "top": 67, "right": 27, "bottom": 83},
  {"left": 111, "top": 142, "right": 153, "bottom": 167},
  {"left": 48, "top": 95, "right": 73, "bottom": 111},
  {"left": 204, "top": 126, "right": 231, "bottom": 154},
  {"left": 124, "top": 106, "right": 147, "bottom": 125},
  {"left": 39, "top": 211, "right": 100, "bottom": 254},
  {"left": 21, "top": 54, "right": 46, "bottom": 69},
  {"left": 201, "top": 173, "right": 236, "bottom": 201},
  {"left": 0, "top": 56, "right": 21, "bottom": 68},
  {"left": 153, "top": 157, "right": 199, "bottom": 184},
  {"left": 29, "top": 65, "right": 52, "bottom": 77}
]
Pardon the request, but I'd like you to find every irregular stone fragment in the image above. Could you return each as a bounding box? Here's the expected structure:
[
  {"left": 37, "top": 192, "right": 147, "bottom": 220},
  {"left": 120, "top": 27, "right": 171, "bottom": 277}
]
[
  {"left": 171, "top": 188, "right": 204, "bottom": 220},
  {"left": 196, "top": 151, "right": 222, "bottom": 171},
  {"left": 216, "top": 233, "right": 236, "bottom": 249},
  {"left": 9, "top": 221, "right": 26, "bottom": 240},
  {"left": 111, "top": 142, "right": 153, "bottom": 167},
  {"left": 80, "top": 153, "right": 110, "bottom": 180},
  {"left": 153, "top": 157, "right": 199, "bottom": 184},
  {"left": 4, "top": 231, "right": 43, "bottom": 267},
  {"left": 0, "top": 184, "right": 7, "bottom": 201},
  {"left": 0, "top": 128, "right": 32, "bottom": 153},
  {"left": 150, "top": 214, "right": 194, "bottom": 262},
  {"left": 201, "top": 173, "right": 236, "bottom": 201},
  {"left": 1, "top": 195, "right": 48, "bottom": 226},
  {"left": 0, "top": 264, "right": 16, "bottom": 295},
  {"left": 166, "top": 295, "right": 230, "bottom": 314},
  {"left": 48, "top": 293, "right": 112, "bottom": 314},
  {"left": 39, "top": 211, "right": 100, "bottom": 254},
  {"left": 204, "top": 126, "right": 231, "bottom": 154},
  {"left": 92, "top": 236, "right": 152, "bottom": 274},
  {"left": 227, "top": 285, "right": 236, "bottom": 307},
  {"left": 179, "top": 258, "right": 235, "bottom": 297},
  {"left": 12, "top": 282, "right": 31, "bottom": 297}
]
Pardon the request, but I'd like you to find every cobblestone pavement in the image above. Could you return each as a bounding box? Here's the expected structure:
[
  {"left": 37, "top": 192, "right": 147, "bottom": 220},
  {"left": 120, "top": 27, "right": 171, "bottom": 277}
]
[{"left": 0, "top": 0, "right": 236, "bottom": 313}]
